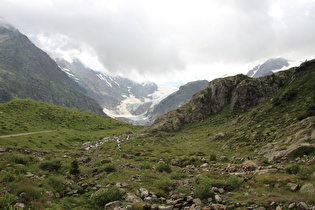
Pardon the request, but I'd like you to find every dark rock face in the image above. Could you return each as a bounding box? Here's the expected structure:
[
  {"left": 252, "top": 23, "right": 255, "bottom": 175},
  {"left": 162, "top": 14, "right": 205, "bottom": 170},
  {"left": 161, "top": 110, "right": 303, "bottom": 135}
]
[
  {"left": 0, "top": 22, "right": 104, "bottom": 115},
  {"left": 150, "top": 64, "right": 302, "bottom": 132}
]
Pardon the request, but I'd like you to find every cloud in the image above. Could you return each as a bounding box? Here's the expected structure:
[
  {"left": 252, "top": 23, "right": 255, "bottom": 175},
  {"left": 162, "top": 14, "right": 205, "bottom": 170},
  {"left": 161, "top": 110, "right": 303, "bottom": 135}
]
[{"left": 1, "top": 0, "right": 315, "bottom": 84}]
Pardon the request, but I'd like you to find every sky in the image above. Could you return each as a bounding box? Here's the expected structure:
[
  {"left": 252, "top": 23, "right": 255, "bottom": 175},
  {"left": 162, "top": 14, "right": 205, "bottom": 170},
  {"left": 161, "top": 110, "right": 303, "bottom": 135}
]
[{"left": 1, "top": 0, "right": 315, "bottom": 85}]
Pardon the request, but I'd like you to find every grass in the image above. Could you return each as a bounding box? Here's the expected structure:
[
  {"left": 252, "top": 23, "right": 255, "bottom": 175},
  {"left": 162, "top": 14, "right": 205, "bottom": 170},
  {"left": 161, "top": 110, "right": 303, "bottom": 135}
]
[{"left": 0, "top": 60, "right": 314, "bottom": 209}]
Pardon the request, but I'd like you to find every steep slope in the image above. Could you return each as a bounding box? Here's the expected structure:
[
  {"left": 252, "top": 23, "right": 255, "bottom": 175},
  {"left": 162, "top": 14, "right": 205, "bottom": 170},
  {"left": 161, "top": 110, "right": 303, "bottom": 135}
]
[
  {"left": 146, "top": 80, "right": 208, "bottom": 124},
  {"left": 56, "top": 58, "right": 178, "bottom": 125},
  {"left": 149, "top": 59, "right": 315, "bottom": 133},
  {"left": 0, "top": 18, "right": 103, "bottom": 114},
  {"left": 246, "top": 57, "right": 289, "bottom": 78}
]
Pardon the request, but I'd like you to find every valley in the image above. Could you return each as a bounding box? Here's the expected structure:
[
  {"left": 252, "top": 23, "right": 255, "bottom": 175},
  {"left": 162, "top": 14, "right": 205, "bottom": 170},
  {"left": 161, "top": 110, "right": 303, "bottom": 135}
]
[{"left": 0, "top": 60, "right": 314, "bottom": 209}]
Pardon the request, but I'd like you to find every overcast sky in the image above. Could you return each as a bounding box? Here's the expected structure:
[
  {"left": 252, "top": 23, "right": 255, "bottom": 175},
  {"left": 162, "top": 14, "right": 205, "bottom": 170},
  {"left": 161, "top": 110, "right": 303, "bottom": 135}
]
[{"left": 1, "top": 0, "right": 315, "bottom": 85}]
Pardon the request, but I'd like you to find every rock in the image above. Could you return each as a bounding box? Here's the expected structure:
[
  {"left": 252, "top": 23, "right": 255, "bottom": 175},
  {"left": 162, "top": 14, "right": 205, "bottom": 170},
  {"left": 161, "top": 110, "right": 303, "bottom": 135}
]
[
  {"left": 215, "top": 195, "right": 222, "bottom": 203},
  {"left": 220, "top": 156, "right": 229, "bottom": 162},
  {"left": 242, "top": 160, "right": 259, "bottom": 171},
  {"left": 25, "top": 172, "right": 34, "bottom": 178},
  {"left": 15, "top": 203, "right": 25, "bottom": 209},
  {"left": 0, "top": 148, "right": 6, "bottom": 152},
  {"left": 186, "top": 196, "right": 193, "bottom": 202},
  {"left": 104, "top": 201, "right": 121, "bottom": 209},
  {"left": 287, "top": 183, "right": 299, "bottom": 192},
  {"left": 193, "top": 198, "right": 202, "bottom": 206},
  {"left": 276, "top": 206, "right": 282, "bottom": 210},
  {"left": 218, "top": 188, "right": 225, "bottom": 194},
  {"left": 288, "top": 203, "right": 296, "bottom": 209},
  {"left": 256, "top": 207, "right": 266, "bottom": 210},
  {"left": 139, "top": 188, "right": 150, "bottom": 198},
  {"left": 201, "top": 163, "right": 209, "bottom": 168},
  {"left": 297, "top": 202, "right": 308, "bottom": 210},
  {"left": 158, "top": 206, "right": 173, "bottom": 210},
  {"left": 46, "top": 191, "right": 55, "bottom": 198},
  {"left": 211, "top": 204, "right": 227, "bottom": 210},
  {"left": 125, "top": 193, "right": 142, "bottom": 203},
  {"left": 212, "top": 187, "right": 219, "bottom": 193},
  {"left": 300, "top": 183, "right": 315, "bottom": 195},
  {"left": 170, "top": 159, "right": 180, "bottom": 166},
  {"left": 55, "top": 192, "right": 61, "bottom": 198}
]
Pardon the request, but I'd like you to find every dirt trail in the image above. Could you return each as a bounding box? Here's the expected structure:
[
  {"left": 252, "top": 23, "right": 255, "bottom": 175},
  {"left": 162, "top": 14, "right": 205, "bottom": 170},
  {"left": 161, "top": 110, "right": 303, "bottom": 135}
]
[{"left": 0, "top": 130, "right": 54, "bottom": 138}]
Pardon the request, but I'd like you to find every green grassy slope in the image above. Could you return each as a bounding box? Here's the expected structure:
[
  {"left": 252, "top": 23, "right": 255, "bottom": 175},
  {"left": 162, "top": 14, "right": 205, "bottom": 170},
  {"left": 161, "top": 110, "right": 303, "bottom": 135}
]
[{"left": 0, "top": 99, "right": 140, "bottom": 149}]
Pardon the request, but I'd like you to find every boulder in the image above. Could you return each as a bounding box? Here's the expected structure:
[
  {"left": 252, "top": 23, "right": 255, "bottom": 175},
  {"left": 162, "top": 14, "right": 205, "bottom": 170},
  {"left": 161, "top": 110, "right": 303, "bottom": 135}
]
[
  {"left": 215, "top": 195, "right": 222, "bottom": 203},
  {"left": 104, "top": 201, "right": 121, "bottom": 209},
  {"left": 300, "top": 183, "right": 315, "bottom": 195},
  {"left": 125, "top": 193, "right": 142, "bottom": 203},
  {"left": 297, "top": 202, "right": 308, "bottom": 210}
]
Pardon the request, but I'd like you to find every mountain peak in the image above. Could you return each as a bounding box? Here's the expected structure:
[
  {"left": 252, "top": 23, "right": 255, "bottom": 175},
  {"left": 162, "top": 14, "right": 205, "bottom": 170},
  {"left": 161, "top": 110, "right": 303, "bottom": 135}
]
[
  {"left": 0, "top": 17, "right": 17, "bottom": 32},
  {"left": 247, "top": 57, "right": 289, "bottom": 78}
]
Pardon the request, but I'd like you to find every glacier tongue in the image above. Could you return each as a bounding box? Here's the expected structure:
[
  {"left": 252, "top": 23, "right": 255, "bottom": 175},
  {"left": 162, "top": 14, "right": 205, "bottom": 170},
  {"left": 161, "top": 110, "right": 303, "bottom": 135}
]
[{"left": 103, "top": 85, "right": 178, "bottom": 124}]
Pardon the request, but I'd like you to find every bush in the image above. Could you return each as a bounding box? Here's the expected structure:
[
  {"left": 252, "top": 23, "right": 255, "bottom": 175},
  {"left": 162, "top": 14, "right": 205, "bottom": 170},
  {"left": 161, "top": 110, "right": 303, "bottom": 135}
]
[
  {"left": 44, "top": 176, "right": 65, "bottom": 193},
  {"left": 210, "top": 154, "right": 217, "bottom": 161},
  {"left": 139, "top": 163, "right": 152, "bottom": 169},
  {"left": 298, "top": 167, "right": 313, "bottom": 180},
  {"left": 289, "top": 146, "right": 315, "bottom": 158},
  {"left": 156, "top": 163, "right": 172, "bottom": 173},
  {"left": 210, "top": 176, "right": 242, "bottom": 191},
  {"left": 286, "top": 165, "right": 300, "bottom": 174},
  {"left": 91, "top": 186, "right": 124, "bottom": 207},
  {"left": 39, "top": 159, "right": 62, "bottom": 172},
  {"left": 70, "top": 160, "right": 80, "bottom": 175},
  {"left": 194, "top": 179, "right": 214, "bottom": 200},
  {"left": 7, "top": 153, "right": 31, "bottom": 165},
  {"left": 170, "top": 172, "right": 187, "bottom": 180},
  {"left": 11, "top": 182, "right": 43, "bottom": 205},
  {"left": 155, "top": 178, "right": 173, "bottom": 192},
  {"left": 103, "top": 163, "right": 116, "bottom": 173},
  {"left": 0, "top": 193, "right": 16, "bottom": 209},
  {"left": 1, "top": 173, "right": 15, "bottom": 182}
]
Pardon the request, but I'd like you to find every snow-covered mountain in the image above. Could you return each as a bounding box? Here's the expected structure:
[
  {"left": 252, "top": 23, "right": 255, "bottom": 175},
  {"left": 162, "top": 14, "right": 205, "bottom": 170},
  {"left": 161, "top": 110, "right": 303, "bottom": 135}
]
[
  {"left": 246, "top": 58, "right": 301, "bottom": 78},
  {"left": 56, "top": 58, "right": 178, "bottom": 125}
]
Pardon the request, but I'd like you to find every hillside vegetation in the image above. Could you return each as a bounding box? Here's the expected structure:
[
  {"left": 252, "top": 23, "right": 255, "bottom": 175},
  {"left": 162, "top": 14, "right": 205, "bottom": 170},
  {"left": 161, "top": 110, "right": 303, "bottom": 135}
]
[{"left": 0, "top": 60, "right": 314, "bottom": 209}]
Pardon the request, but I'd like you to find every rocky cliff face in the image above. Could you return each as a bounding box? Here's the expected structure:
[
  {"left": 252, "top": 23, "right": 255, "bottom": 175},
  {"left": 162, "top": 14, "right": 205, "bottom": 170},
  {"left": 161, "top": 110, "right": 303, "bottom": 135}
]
[{"left": 150, "top": 66, "right": 297, "bottom": 132}]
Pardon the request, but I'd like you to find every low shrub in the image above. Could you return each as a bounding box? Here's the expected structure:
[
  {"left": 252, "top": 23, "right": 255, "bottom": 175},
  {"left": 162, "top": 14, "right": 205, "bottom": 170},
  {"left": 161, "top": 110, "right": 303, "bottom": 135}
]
[
  {"left": 69, "top": 160, "right": 80, "bottom": 175},
  {"left": 0, "top": 193, "right": 16, "bottom": 209},
  {"left": 210, "top": 154, "right": 217, "bottom": 161},
  {"left": 210, "top": 176, "right": 242, "bottom": 191},
  {"left": 103, "top": 163, "right": 116, "bottom": 173},
  {"left": 44, "top": 176, "right": 65, "bottom": 193},
  {"left": 289, "top": 146, "right": 315, "bottom": 158},
  {"left": 39, "top": 159, "right": 62, "bottom": 172},
  {"left": 155, "top": 178, "right": 173, "bottom": 192},
  {"left": 7, "top": 153, "right": 32, "bottom": 165},
  {"left": 170, "top": 172, "right": 187, "bottom": 180},
  {"left": 1, "top": 173, "right": 15, "bottom": 182},
  {"left": 139, "top": 163, "right": 152, "bottom": 170},
  {"left": 156, "top": 163, "right": 172, "bottom": 173},
  {"left": 286, "top": 165, "right": 300, "bottom": 174},
  {"left": 194, "top": 179, "right": 214, "bottom": 200},
  {"left": 298, "top": 167, "right": 313, "bottom": 180},
  {"left": 91, "top": 186, "right": 124, "bottom": 207}
]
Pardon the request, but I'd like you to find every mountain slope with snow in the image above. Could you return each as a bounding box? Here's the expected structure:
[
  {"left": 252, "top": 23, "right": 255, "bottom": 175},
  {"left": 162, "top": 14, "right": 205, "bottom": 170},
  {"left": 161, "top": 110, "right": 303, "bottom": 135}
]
[{"left": 56, "top": 59, "right": 178, "bottom": 125}]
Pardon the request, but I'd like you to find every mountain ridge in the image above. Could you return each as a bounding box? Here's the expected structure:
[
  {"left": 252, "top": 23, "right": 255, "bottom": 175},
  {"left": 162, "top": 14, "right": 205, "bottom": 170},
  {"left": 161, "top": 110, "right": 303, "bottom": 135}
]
[
  {"left": 149, "top": 59, "right": 315, "bottom": 133},
  {"left": 0, "top": 20, "right": 104, "bottom": 115}
]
